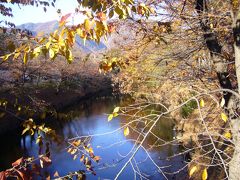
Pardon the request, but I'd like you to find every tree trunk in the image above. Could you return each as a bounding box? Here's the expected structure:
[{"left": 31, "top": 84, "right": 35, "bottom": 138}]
[
  {"left": 229, "top": 9, "right": 240, "bottom": 179},
  {"left": 196, "top": 1, "right": 240, "bottom": 179}
]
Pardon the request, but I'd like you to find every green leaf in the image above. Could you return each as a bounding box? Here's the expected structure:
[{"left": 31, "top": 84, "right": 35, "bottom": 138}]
[{"left": 108, "top": 114, "right": 113, "bottom": 121}]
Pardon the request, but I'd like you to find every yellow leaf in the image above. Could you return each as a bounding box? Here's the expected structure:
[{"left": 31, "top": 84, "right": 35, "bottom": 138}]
[
  {"left": 46, "top": 41, "right": 51, "bottom": 49},
  {"left": 221, "top": 113, "right": 228, "bottom": 123},
  {"left": 70, "top": 148, "right": 77, "bottom": 155},
  {"left": 73, "top": 155, "right": 78, "bottom": 160},
  {"left": 33, "top": 47, "right": 41, "bottom": 58},
  {"left": 67, "top": 148, "right": 72, "bottom": 153},
  {"left": 88, "top": 147, "right": 94, "bottom": 153},
  {"left": 84, "top": 19, "right": 92, "bottom": 32},
  {"left": 66, "top": 49, "right": 73, "bottom": 63},
  {"left": 124, "top": 127, "right": 129, "bottom": 136},
  {"left": 113, "top": 112, "right": 118, "bottom": 117},
  {"left": 189, "top": 166, "right": 197, "bottom": 177},
  {"left": 113, "top": 107, "right": 120, "bottom": 113},
  {"left": 224, "top": 132, "right": 232, "bottom": 139},
  {"left": 33, "top": 47, "right": 41, "bottom": 54},
  {"left": 1, "top": 54, "right": 11, "bottom": 61},
  {"left": 49, "top": 48, "right": 55, "bottom": 59},
  {"left": 200, "top": 99, "right": 205, "bottom": 107},
  {"left": 202, "top": 168, "right": 208, "bottom": 180},
  {"left": 220, "top": 98, "right": 225, "bottom": 107},
  {"left": 13, "top": 52, "right": 20, "bottom": 60},
  {"left": 108, "top": 114, "right": 113, "bottom": 121},
  {"left": 72, "top": 139, "right": 81, "bottom": 147},
  {"left": 22, "top": 127, "right": 29, "bottom": 135},
  {"left": 23, "top": 53, "right": 28, "bottom": 64},
  {"left": 30, "top": 129, "right": 34, "bottom": 135}
]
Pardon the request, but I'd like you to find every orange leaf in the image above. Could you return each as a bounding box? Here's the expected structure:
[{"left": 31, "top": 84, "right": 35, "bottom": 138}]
[
  {"left": 93, "top": 156, "right": 101, "bottom": 162},
  {"left": 72, "top": 139, "right": 81, "bottom": 147},
  {"left": 59, "top": 13, "right": 71, "bottom": 26},
  {"left": 97, "top": 12, "right": 106, "bottom": 21},
  {"left": 12, "top": 157, "right": 23, "bottom": 167},
  {"left": 0, "top": 171, "right": 6, "bottom": 180}
]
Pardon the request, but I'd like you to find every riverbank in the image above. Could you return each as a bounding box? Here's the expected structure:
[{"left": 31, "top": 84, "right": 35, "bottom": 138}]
[{"left": 0, "top": 73, "right": 115, "bottom": 135}]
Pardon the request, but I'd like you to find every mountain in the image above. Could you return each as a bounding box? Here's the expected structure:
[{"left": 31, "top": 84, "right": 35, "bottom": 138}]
[{"left": 17, "top": 21, "right": 107, "bottom": 53}]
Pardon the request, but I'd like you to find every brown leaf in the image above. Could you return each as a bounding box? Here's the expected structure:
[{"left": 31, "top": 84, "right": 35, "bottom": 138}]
[
  {"left": 39, "top": 155, "right": 52, "bottom": 168},
  {"left": 54, "top": 171, "right": 60, "bottom": 177},
  {"left": 80, "top": 154, "right": 85, "bottom": 162},
  {"left": 31, "top": 163, "right": 41, "bottom": 175},
  {"left": 16, "top": 170, "right": 27, "bottom": 180},
  {"left": 89, "top": 152, "right": 94, "bottom": 158},
  {"left": 46, "top": 175, "right": 51, "bottom": 180}
]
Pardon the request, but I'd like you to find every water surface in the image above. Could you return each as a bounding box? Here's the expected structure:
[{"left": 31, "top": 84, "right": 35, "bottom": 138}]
[{"left": 0, "top": 97, "right": 187, "bottom": 179}]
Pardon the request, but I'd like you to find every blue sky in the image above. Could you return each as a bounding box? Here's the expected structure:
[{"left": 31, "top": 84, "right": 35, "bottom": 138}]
[{"left": 1, "top": 0, "right": 79, "bottom": 25}]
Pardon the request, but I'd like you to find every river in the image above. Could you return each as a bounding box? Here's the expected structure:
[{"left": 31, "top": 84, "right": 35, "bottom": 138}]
[{"left": 0, "top": 97, "right": 188, "bottom": 179}]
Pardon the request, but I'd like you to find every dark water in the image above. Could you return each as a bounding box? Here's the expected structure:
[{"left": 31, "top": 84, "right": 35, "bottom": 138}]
[{"left": 0, "top": 97, "right": 187, "bottom": 179}]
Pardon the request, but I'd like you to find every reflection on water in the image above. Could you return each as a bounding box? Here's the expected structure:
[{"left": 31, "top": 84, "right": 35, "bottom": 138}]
[{"left": 0, "top": 97, "right": 187, "bottom": 179}]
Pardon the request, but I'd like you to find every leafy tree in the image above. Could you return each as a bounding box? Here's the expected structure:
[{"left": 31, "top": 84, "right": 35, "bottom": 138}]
[{"left": 1, "top": 0, "right": 240, "bottom": 179}]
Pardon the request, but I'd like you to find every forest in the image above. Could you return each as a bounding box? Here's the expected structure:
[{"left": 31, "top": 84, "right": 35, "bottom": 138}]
[{"left": 0, "top": 0, "right": 240, "bottom": 179}]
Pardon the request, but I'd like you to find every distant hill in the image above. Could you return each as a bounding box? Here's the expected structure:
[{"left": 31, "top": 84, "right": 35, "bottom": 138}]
[{"left": 17, "top": 21, "right": 107, "bottom": 53}]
